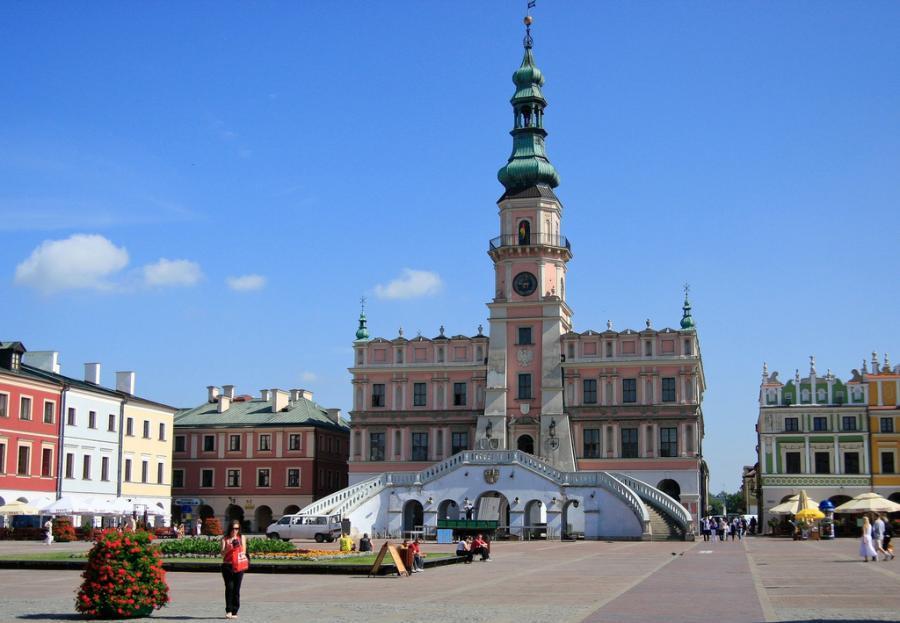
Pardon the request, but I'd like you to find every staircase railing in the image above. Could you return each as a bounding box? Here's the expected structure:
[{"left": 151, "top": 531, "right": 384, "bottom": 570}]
[
  {"left": 298, "top": 474, "right": 385, "bottom": 517},
  {"left": 609, "top": 472, "right": 693, "bottom": 534}
]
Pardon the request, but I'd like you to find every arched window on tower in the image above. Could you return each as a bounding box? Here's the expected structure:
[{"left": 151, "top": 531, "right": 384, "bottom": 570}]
[
  {"left": 522, "top": 106, "right": 532, "bottom": 128},
  {"left": 518, "top": 220, "right": 531, "bottom": 245}
]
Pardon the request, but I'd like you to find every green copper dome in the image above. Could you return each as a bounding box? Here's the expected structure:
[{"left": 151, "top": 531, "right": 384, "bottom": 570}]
[
  {"left": 355, "top": 309, "right": 369, "bottom": 341},
  {"left": 497, "top": 42, "right": 560, "bottom": 194},
  {"left": 680, "top": 293, "right": 695, "bottom": 330}
]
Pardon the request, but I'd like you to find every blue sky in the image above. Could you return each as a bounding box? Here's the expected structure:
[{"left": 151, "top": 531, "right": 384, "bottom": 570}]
[{"left": 1, "top": 1, "right": 898, "bottom": 493}]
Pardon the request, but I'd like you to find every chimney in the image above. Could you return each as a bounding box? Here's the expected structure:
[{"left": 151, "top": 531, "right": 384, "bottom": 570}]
[
  {"left": 207, "top": 386, "right": 220, "bottom": 403},
  {"left": 300, "top": 389, "right": 313, "bottom": 401},
  {"left": 326, "top": 408, "right": 342, "bottom": 424},
  {"left": 218, "top": 394, "right": 231, "bottom": 413},
  {"left": 84, "top": 363, "right": 101, "bottom": 384},
  {"left": 260, "top": 389, "right": 271, "bottom": 401},
  {"left": 116, "top": 371, "right": 136, "bottom": 395},
  {"left": 272, "top": 389, "right": 289, "bottom": 412},
  {"left": 290, "top": 389, "right": 303, "bottom": 402},
  {"left": 223, "top": 385, "right": 236, "bottom": 400},
  {"left": 22, "top": 351, "right": 60, "bottom": 374}
]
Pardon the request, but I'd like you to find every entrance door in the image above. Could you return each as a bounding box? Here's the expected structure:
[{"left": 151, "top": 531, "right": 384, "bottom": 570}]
[{"left": 517, "top": 435, "right": 535, "bottom": 455}]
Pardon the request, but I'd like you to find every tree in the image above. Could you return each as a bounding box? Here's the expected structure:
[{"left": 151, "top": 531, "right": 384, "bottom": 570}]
[{"left": 709, "top": 490, "right": 746, "bottom": 515}]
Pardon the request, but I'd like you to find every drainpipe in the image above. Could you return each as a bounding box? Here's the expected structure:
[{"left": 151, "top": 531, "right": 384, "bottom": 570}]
[
  {"left": 116, "top": 399, "right": 127, "bottom": 497},
  {"left": 56, "top": 384, "right": 69, "bottom": 501}
]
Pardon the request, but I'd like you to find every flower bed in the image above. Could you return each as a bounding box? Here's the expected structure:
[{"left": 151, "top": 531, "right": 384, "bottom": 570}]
[{"left": 156, "top": 536, "right": 295, "bottom": 557}]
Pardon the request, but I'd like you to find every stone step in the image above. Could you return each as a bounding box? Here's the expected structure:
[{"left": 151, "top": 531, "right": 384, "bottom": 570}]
[{"left": 646, "top": 505, "right": 686, "bottom": 541}]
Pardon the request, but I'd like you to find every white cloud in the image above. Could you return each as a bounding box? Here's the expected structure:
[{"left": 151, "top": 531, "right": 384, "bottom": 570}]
[
  {"left": 374, "top": 269, "right": 443, "bottom": 300},
  {"left": 299, "top": 371, "right": 318, "bottom": 383},
  {"left": 143, "top": 258, "right": 203, "bottom": 287},
  {"left": 14, "top": 234, "right": 129, "bottom": 294},
  {"left": 226, "top": 274, "right": 267, "bottom": 292}
]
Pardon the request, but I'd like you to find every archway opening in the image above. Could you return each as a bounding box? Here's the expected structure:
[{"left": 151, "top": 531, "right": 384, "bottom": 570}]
[
  {"left": 283, "top": 504, "right": 300, "bottom": 516},
  {"left": 198, "top": 504, "right": 214, "bottom": 519},
  {"left": 475, "top": 491, "right": 510, "bottom": 536},
  {"left": 657, "top": 479, "right": 681, "bottom": 502},
  {"left": 517, "top": 435, "right": 535, "bottom": 455},
  {"left": 518, "top": 220, "right": 531, "bottom": 245},
  {"left": 780, "top": 494, "right": 796, "bottom": 504},
  {"left": 888, "top": 492, "right": 900, "bottom": 504},
  {"left": 828, "top": 495, "right": 855, "bottom": 537},
  {"left": 562, "top": 499, "right": 585, "bottom": 540},
  {"left": 403, "top": 500, "right": 424, "bottom": 535},
  {"left": 254, "top": 505, "right": 273, "bottom": 532},
  {"left": 225, "top": 504, "right": 245, "bottom": 529},
  {"left": 438, "top": 499, "right": 459, "bottom": 521},
  {"left": 524, "top": 499, "right": 545, "bottom": 540}
]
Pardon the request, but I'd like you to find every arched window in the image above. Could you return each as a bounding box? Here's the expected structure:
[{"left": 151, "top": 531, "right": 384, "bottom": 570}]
[{"left": 518, "top": 220, "right": 531, "bottom": 245}]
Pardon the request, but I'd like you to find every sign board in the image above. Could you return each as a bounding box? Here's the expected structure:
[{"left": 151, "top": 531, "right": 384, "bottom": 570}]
[
  {"left": 173, "top": 498, "right": 202, "bottom": 506},
  {"left": 368, "top": 542, "right": 409, "bottom": 577}
]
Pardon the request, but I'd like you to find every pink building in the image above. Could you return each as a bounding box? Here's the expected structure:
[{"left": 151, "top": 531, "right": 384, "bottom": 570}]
[{"left": 347, "top": 20, "right": 708, "bottom": 524}]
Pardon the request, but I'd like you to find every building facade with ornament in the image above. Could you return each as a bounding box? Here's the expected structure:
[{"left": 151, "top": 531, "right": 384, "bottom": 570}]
[
  {"left": 864, "top": 352, "right": 900, "bottom": 502},
  {"left": 315, "top": 19, "right": 704, "bottom": 540},
  {"left": 173, "top": 385, "right": 349, "bottom": 532}
]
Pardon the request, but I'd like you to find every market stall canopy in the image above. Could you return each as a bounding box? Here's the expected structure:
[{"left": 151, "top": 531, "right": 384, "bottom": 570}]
[
  {"left": 833, "top": 492, "right": 900, "bottom": 514},
  {"left": 0, "top": 500, "right": 42, "bottom": 515},
  {"left": 95, "top": 497, "right": 134, "bottom": 516}
]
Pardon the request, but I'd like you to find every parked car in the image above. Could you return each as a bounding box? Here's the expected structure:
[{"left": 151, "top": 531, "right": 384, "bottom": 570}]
[{"left": 266, "top": 514, "right": 342, "bottom": 543}]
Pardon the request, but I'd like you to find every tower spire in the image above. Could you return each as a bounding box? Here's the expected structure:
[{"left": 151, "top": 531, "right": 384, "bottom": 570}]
[
  {"left": 680, "top": 283, "right": 695, "bottom": 330},
  {"left": 355, "top": 296, "right": 369, "bottom": 341},
  {"left": 497, "top": 12, "right": 560, "bottom": 195}
]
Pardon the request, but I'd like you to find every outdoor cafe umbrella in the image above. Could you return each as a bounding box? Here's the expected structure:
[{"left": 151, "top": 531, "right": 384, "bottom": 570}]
[
  {"left": 0, "top": 500, "right": 42, "bottom": 516},
  {"left": 833, "top": 492, "right": 900, "bottom": 514},
  {"left": 41, "top": 496, "right": 99, "bottom": 516},
  {"left": 794, "top": 507, "right": 825, "bottom": 521},
  {"left": 769, "top": 492, "right": 820, "bottom": 515}
]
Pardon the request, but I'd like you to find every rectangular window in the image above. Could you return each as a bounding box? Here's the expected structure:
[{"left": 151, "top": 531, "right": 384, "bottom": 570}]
[
  {"left": 172, "top": 469, "right": 184, "bottom": 488},
  {"left": 605, "top": 342, "right": 613, "bottom": 357},
  {"left": 451, "top": 431, "right": 468, "bottom": 455},
  {"left": 842, "top": 416, "right": 857, "bottom": 431},
  {"left": 88, "top": 410, "right": 96, "bottom": 429},
  {"left": 844, "top": 452, "right": 860, "bottom": 474},
  {"left": 622, "top": 379, "right": 637, "bottom": 403},
  {"left": 659, "top": 427, "right": 678, "bottom": 457},
  {"left": 82, "top": 455, "right": 91, "bottom": 480},
  {"left": 201, "top": 469, "right": 213, "bottom": 488},
  {"left": 583, "top": 379, "right": 597, "bottom": 404},
  {"left": 661, "top": 378, "right": 676, "bottom": 402},
  {"left": 621, "top": 428, "right": 638, "bottom": 458},
  {"left": 203, "top": 435, "right": 215, "bottom": 452},
  {"left": 141, "top": 460, "right": 148, "bottom": 483},
  {"left": 101, "top": 456, "right": 110, "bottom": 481},
  {"left": 44, "top": 402, "right": 55, "bottom": 424},
  {"left": 126, "top": 418, "right": 134, "bottom": 437},
  {"left": 229, "top": 434, "right": 241, "bottom": 452},
  {"left": 814, "top": 451, "right": 830, "bottom": 474},
  {"left": 156, "top": 462, "right": 164, "bottom": 484},
  {"left": 413, "top": 383, "right": 427, "bottom": 407},
  {"left": 0, "top": 393, "right": 7, "bottom": 418},
  {"left": 158, "top": 422, "right": 166, "bottom": 441},
  {"left": 0, "top": 442, "right": 5, "bottom": 473},
  {"left": 174, "top": 435, "right": 186, "bottom": 453},
  {"left": 813, "top": 416, "right": 827, "bottom": 431},
  {"left": 142, "top": 420, "right": 150, "bottom": 439},
  {"left": 411, "top": 432, "right": 429, "bottom": 461},
  {"left": 65, "top": 453, "right": 74, "bottom": 478},
  {"left": 882, "top": 452, "right": 896, "bottom": 474},
  {"left": 227, "top": 469, "right": 240, "bottom": 487},
  {"left": 453, "top": 383, "right": 467, "bottom": 406},
  {"left": 785, "top": 452, "right": 802, "bottom": 474},
  {"left": 881, "top": 418, "right": 895, "bottom": 433},
  {"left": 289, "top": 434, "right": 301, "bottom": 451},
  {"left": 41, "top": 448, "right": 53, "bottom": 477},
  {"left": 20, "top": 397, "right": 32, "bottom": 421},
  {"left": 287, "top": 468, "right": 300, "bottom": 487},
  {"left": 17, "top": 446, "right": 30, "bottom": 475},
  {"left": 371, "top": 384, "right": 385, "bottom": 407},
  {"left": 518, "top": 327, "right": 532, "bottom": 345},
  {"left": 583, "top": 428, "right": 601, "bottom": 458},
  {"left": 259, "top": 434, "right": 271, "bottom": 451},
  {"left": 784, "top": 417, "right": 799, "bottom": 432},
  {"left": 108, "top": 413, "right": 116, "bottom": 432},
  {"left": 518, "top": 374, "right": 532, "bottom": 400},
  {"left": 683, "top": 339, "right": 693, "bottom": 355},
  {"left": 644, "top": 341, "right": 652, "bottom": 356},
  {"left": 369, "top": 432, "right": 386, "bottom": 461},
  {"left": 67, "top": 407, "right": 76, "bottom": 426},
  {"left": 257, "top": 468, "right": 270, "bottom": 487},
  {"left": 124, "top": 459, "right": 132, "bottom": 482}
]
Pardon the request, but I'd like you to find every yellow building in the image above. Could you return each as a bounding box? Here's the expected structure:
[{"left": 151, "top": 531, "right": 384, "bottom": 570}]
[
  {"left": 116, "top": 372, "right": 176, "bottom": 524},
  {"left": 866, "top": 354, "right": 900, "bottom": 500}
]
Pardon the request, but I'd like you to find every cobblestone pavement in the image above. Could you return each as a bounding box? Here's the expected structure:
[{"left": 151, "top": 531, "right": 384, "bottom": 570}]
[{"left": 0, "top": 537, "right": 897, "bottom": 622}]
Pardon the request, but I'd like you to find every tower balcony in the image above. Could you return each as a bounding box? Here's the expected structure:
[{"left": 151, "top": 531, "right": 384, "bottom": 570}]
[{"left": 489, "top": 233, "right": 571, "bottom": 252}]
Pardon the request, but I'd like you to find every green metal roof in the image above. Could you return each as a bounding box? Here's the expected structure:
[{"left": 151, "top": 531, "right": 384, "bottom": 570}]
[{"left": 174, "top": 396, "right": 349, "bottom": 432}]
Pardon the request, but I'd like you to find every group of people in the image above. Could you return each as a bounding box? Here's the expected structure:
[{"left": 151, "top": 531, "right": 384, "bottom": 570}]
[
  {"left": 700, "top": 516, "right": 750, "bottom": 542},
  {"left": 860, "top": 514, "right": 895, "bottom": 562},
  {"left": 455, "top": 533, "right": 492, "bottom": 563},
  {"left": 338, "top": 532, "right": 373, "bottom": 553}
]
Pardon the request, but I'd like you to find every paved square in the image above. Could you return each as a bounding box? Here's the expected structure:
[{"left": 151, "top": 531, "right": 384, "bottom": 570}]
[{"left": 0, "top": 537, "right": 898, "bottom": 622}]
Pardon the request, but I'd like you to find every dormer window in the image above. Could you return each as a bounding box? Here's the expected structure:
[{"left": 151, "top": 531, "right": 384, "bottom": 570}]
[{"left": 11, "top": 353, "right": 20, "bottom": 370}]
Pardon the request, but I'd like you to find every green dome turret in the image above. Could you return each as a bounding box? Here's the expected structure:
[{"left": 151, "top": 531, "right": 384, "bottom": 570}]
[
  {"left": 355, "top": 298, "right": 369, "bottom": 341},
  {"left": 680, "top": 286, "right": 695, "bottom": 330},
  {"left": 497, "top": 19, "right": 560, "bottom": 194}
]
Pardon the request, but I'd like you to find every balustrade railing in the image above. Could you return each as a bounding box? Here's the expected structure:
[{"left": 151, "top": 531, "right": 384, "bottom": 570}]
[
  {"left": 609, "top": 472, "right": 693, "bottom": 533},
  {"left": 489, "top": 234, "right": 571, "bottom": 251}
]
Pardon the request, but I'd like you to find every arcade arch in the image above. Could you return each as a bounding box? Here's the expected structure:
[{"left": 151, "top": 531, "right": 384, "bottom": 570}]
[
  {"left": 475, "top": 491, "right": 509, "bottom": 533},
  {"left": 562, "top": 499, "right": 584, "bottom": 539},
  {"left": 657, "top": 479, "right": 681, "bottom": 502},
  {"left": 283, "top": 504, "right": 300, "bottom": 516},
  {"left": 438, "top": 499, "right": 460, "bottom": 521},
  {"left": 403, "top": 500, "right": 424, "bottom": 534},
  {"left": 254, "top": 505, "right": 273, "bottom": 531}
]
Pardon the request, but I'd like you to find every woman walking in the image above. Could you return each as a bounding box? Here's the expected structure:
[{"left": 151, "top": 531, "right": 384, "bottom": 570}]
[
  {"left": 221, "top": 521, "right": 248, "bottom": 618},
  {"left": 860, "top": 516, "right": 878, "bottom": 562}
]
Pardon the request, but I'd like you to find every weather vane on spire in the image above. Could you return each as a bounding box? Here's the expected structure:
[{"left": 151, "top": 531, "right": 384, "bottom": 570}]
[
  {"left": 359, "top": 295, "right": 367, "bottom": 314},
  {"left": 524, "top": 0, "right": 536, "bottom": 49},
  {"left": 683, "top": 282, "right": 690, "bottom": 299}
]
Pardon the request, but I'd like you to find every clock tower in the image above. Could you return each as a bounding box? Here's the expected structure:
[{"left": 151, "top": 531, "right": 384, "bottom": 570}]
[{"left": 477, "top": 18, "right": 576, "bottom": 470}]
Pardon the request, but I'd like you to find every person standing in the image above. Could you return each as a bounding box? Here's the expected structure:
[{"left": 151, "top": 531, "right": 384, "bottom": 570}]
[
  {"left": 195, "top": 519, "right": 203, "bottom": 538},
  {"left": 700, "top": 517, "right": 710, "bottom": 542},
  {"left": 872, "top": 514, "right": 888, "bottom": 561},
  {"left": 860, "top": 516, "right": 878, "bottom": 562},
  {"left": 881, "top": 515, "right": 894, "bottom": 560},
  {"left": 749, "top": 516, "right": 757, "bottom": 535},
  {"left": 221, "top": 521, "right": 248, "bottom": 618},
  {"left": 43, "top": 518, "right": 53, "bottom": 546}
]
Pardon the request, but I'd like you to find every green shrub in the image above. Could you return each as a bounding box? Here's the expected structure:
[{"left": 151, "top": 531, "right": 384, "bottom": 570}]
[
  {"left": 246, "top": 537, "right": 294, "bottom": 553},
  {"left": 156, "top": 536, "right": 294, "bottom": 557}
]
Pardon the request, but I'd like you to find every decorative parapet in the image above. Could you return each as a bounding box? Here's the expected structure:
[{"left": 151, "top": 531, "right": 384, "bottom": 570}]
[{"left": 761, "top": 474, "right": 870, "bottom": 487}]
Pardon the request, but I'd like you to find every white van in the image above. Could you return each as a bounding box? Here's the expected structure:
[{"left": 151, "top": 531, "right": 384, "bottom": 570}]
[{"left": 266, "top": 514, "right": 342, "bottom": 543}]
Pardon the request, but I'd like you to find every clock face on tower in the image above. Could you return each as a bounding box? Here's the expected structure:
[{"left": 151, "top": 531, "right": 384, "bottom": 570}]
[{"left": 513, "top": 271, "right": 538, "bottom": 296}]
